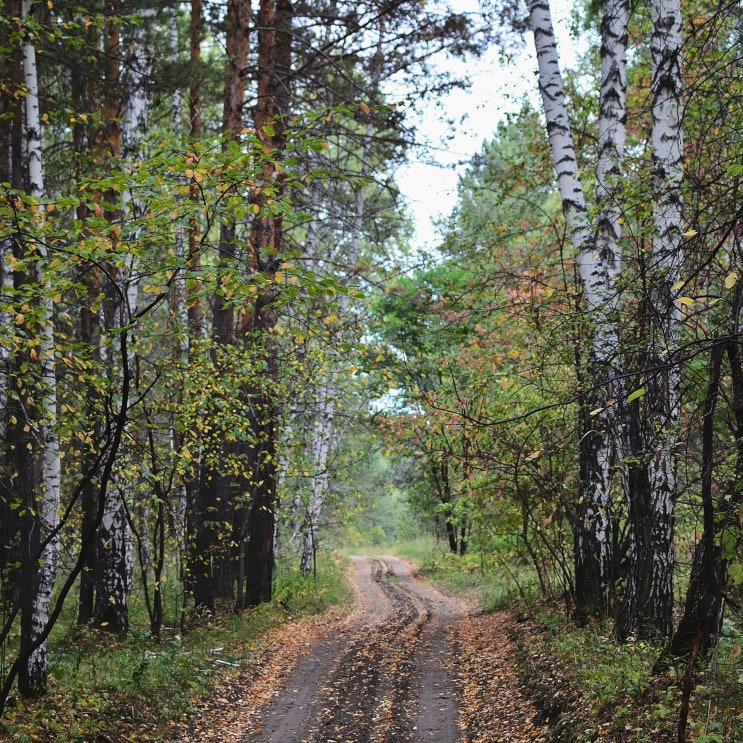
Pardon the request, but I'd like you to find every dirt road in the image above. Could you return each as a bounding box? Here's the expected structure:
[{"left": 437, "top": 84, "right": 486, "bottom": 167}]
[
  {"left": 173, "top": 556, "right": 555, "bottom": 743},
  {"left": 246, "top": 555, "right": 466, "bottom": 742}
]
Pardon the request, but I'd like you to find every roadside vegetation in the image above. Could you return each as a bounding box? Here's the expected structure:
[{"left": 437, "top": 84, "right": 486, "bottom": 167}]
[
  {"left": 0, "top": 557, "right": 350, "bottom": 742},
  {"left": 408, "top": 542, "right": 743, "bottom": 743}
]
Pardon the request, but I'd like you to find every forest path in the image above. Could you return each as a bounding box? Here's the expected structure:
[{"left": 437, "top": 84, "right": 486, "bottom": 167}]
[
  {"left": 247, "top": 555, "right": 462, "bottom": 742},
  {"left": 173, "top": 556, "right": 552, "bottom": 742}
]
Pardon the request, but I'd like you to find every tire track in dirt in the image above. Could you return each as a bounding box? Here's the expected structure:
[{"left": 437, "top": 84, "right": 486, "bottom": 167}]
[{"left": 246, "top": 555, "right": 468, "bottom": 742}]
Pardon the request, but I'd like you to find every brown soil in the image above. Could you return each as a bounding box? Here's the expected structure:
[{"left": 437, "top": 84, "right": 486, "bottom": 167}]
[{"left": 170, "top": 556, "right": 556, "bottom": 743}]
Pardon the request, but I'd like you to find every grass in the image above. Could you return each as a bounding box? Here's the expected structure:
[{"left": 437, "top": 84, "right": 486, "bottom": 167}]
[
  {"left": 0, "top": 552, "right": 351, "bottom": 742},
  {"left": 513, "top": 608, "right": 743, "bottom": 742}
]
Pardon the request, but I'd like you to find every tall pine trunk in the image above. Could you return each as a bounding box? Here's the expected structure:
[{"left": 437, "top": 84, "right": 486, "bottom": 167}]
[
  {"left": 244, "top": 0, "right": 292, "bottom": 607},
  {"left": 192, "top": 0, "right": 250, "bottom": 611}
]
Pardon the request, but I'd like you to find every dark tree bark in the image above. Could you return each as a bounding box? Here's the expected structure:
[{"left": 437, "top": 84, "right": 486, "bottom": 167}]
[
  {"left": 243, "top": 0, "right": 292, "bottom": 608},
  {"left": 663, "top": 335, "right": 743, "bottom": 664},
  {"left": 191, "top": 0, "right": 251, "bottom": 611}
]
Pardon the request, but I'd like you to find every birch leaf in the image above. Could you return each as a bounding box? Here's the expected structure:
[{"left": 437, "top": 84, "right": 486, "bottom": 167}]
[
  {"left": 626, "top": 388, "right": 645, "bottom": 403},
  {"left": 683, "top": 229, "right": 697, "bottom": 237},
  {"left": 677, "top": 296, "right": 695, "bottom": 307},
  {"left": 725, "top": 272, "right": 738, "bottom": 290},
  {"left": 589, "top": 407, "right": 604, "bottom": 416},
  {"left": 525, "top": 450, "right": 541, "bottom": 462}
]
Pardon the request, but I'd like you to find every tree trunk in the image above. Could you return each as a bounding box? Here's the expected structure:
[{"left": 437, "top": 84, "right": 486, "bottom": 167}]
[
  {"left": 620, "top": 0, "right": 684, "bottom": 641},
  {"left": 300, "top": 391, "right": 333, "bottom": 575},
  {"left": 529, "top": 0, "right": 630, "bottom": 621},
  {"left": 16, "top": 0, "right": 61, "bottom": 694},
  {"left": 243, "top": 0, "right": 292, "bottom": 607},
  {"left": 665, "top": 336, "right": 743, "bottom": 661},
  {"left": 0, "top": 3, "right": 24, "bottom": 614},
  {"left": 190, "top": 0, "right": 251, "bottom": 611},
  {"left": 297, "top": 22, "right": 383, "bottom": 575},
  {"left": 93, "top": 489, "right": 132, "bottom": 632}
]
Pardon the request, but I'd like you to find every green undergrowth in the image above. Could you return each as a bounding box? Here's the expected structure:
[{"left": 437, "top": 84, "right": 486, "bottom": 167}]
[
  {"left": 0, "top": 553, "right": 350, "bottom": 742},
  {"left": 515, "top": 609, "right": 743, "bottom": 742}
]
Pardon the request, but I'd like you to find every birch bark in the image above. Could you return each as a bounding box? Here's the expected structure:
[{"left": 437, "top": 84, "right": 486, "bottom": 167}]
[
  {"left": 639, "top": 0, "right": 684, "bottom": 639},
  {"left": 617, "top": 0, "right": 684, "bottom": 641},
  {"left": 92, "top": 7, "right": 154, "bottom": 635},
  {"left": 529, "top": 0, "right": 628, "bottom": 619},
  {"left": 18, "top": 0, "right": 61, "bottom": 694},
  {"left": 87, "top": 2, "right": 135, "bottom": 634},
  {"left": 298, "top": 23, "right": 383, "bottom": 575}
]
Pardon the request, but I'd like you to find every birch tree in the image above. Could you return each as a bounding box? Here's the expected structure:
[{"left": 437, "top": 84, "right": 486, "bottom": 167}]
[
  {"left": 572, "top": 0, "right": 629, "bottom": 620},
  {"left": 296, "top": 21, "right": 385, "bottom": 576},
  {"left": 14, "top": 0, "right": 61, "bottom": 694},
  {"left": 529, "top": 0, "right": 684, "bottom": 638},
  {"left": 528, "top": 0, "right": 632, "bottom": 621},
  {"left": 617, "top": 0, "right": 684, "bottom": 641}
]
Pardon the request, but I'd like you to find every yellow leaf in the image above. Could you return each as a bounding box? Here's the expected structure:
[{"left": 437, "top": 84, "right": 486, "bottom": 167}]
[
  {"left": 274, "top": 271, "right": 284, "bottom": 283},
  {"left": 525, "top": 450, "right": 541, "bottom": 462},
  {"left": 725, "top": 272, "right": 738, "bottom": 290},
  {"left": 671, "top": 281, "right": 685, "bottom": 292},
  {"left": 678, "top": 296, "right": 695, "bottom": 307},
  {"left": 589, "top": 407, "right": 604, "bottom": 416},
  {"left": 683, "top": 229, "right": 698, "bottom": 237}
]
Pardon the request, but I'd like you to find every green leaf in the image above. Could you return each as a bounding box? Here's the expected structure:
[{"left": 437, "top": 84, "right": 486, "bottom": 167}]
[{"left": 626, "top": 388, "right": 645, "bottom": 403}]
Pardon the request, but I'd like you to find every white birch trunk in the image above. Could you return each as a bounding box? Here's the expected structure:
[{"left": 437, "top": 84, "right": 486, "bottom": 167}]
[
  {"left": 596, "top": 0, "right": 628, "bottom": 290},
  {"left": 120, "top": 9, "right": 154, "bottom": 321},
  {"left": 575, "top": 0, "right": 628, "bottom": 618},
  {"left": 529, "top": 0, "right": 625, "bottom": 614},
  {"left": 300, "top": 391, "right": 334, "bottom": 574},
  {"left": 21, "top": 0, "right": 60, "bottom": 689},
  {"left": 94, "top": 10, "right": 153, "bottom": 631},
  {"left": 94, "top": 487, "right": 133, "bottom": 631},
  {"left": 642, "top": 0, "right": 684, "bottom": 637}
]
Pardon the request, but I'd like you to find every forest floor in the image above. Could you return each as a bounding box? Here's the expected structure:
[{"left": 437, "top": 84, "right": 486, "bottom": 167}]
[{"left": 164, "top": 556, "right": 557, "bottom": 742}]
